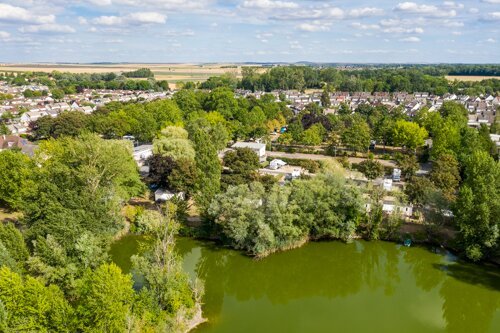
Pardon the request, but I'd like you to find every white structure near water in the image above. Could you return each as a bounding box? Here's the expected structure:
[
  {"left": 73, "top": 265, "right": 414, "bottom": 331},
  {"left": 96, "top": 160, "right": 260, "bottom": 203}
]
[{"left": 231, "top": 142, "right": 266, "bottom": 162}]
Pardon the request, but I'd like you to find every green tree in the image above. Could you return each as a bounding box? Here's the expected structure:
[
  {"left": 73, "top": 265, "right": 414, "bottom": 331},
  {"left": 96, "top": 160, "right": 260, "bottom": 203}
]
[
  {"left": 51, "top": 88, "right": 65, "bottom": 100},
  {"left": 0, "top": 150, "right": 33, "bottom": 210},
  {"left": 77, "top": 263, "right": 134, "bottom": 332},
  {"left": 188, "top": 123, "right": 221, "bottom": 214},
  {"left": 168, "top": 158, "right": 199, "bottom": 196},
  {"left": 395, "top": 153, "right": 419, "bottom": 179},
  {"left": 300, "top": 123, "right": 325, "bottom": 146},
  {"left": 321, "top": 89, "right": 331, "bottom": 108},
  {"left": 341, "top": 115, "right": 370, "bottom": 152},
  {"left": 429, "top": 154, "right": 460, "bottom": 201},
  {"left": 455, "top": 151, "right": 500, "bottom": 261},
  {"left": 404, "top": 177, "right": 436, "bottom": 206},
  {"left": 392, "top": 120, "right": 428, "bottom": 151},
  {"left": 0, "top": 223, "right": 29, "bottom": 266},
  {"left": 153, "top": 126, "right": 195, "bottom": 161},
  {"left": 25, "top": 134, "right": 143, "bottom": 250},
  {"left": 357, "top": 159, "right": 384, "bottom": 180},
  {"left": 223, "top": 148, "right": 259, "bottom": 174},
  {"left": 131, "top": 210, "right": 197, "bottom": 317},
  {"left": 0, "top": 266, "right": 75, "bottom": 332}
]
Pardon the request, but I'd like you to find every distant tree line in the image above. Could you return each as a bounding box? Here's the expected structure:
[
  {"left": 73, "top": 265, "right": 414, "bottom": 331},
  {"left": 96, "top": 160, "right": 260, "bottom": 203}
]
[
  {"left": 237, "top": 66, "right": 500, "bottom": 95},
  {"left": 123, "top": 68, "right": 155, "bottom": 78}
]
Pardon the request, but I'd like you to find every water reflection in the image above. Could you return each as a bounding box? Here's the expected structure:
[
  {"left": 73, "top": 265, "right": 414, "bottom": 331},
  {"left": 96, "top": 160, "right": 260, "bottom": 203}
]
[
  {"left": 112, "top": 237, "right": 500, "bottom": 333},
  {"left": 176, "top": 239, "right": 500, "bottom": 333}
]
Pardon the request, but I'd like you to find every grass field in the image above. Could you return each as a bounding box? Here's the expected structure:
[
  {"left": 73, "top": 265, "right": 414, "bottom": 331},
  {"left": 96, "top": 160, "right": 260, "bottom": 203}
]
[
  {"left": 0, "top": 63, "right": 247, "bottom": 88},
  {"left": 445, "top": 75, "right": 499, "bottom": 82}
]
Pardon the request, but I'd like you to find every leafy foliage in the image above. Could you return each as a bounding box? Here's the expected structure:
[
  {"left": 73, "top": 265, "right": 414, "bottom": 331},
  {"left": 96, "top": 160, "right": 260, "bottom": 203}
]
[
  {"left": 455, "top": 151, "right": 500, "bottom": 261},
  {"left": 209, "top": 173, "right": 363, "bottom": 257}
]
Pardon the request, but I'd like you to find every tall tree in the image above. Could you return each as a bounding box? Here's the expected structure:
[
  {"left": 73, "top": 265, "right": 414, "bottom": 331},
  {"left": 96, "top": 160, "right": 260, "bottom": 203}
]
[
  {"left": 77, "top": 263, "right": 134, "bottom": 332},
  {"left": 341, "top": 115, "right": 371, "bottom": 152},
  {"left": 392, "top": 120, "right": 428, "bottom": 151},
  {"left": 455, "top": 151, "right": 500, "bottom": 261},
  {"left": 0, "top": 150, "right": 33, "bottom": 210},
  {"left": 188, "top": 123, "right": 221, "bottom": 214},
  {"left": 429, "top": 154, "right": 460, "bottom": 201}
]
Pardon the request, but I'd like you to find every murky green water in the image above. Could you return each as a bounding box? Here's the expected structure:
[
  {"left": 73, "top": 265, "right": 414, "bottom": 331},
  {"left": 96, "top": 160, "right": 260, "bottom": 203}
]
[{"left": 111, "top": 236, "right": 500, "bottom": 333}]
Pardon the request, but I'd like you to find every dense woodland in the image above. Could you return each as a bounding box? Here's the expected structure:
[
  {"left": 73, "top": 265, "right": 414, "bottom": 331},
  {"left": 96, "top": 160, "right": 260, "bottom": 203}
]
[
  {"left": 0, "top": 68, "right": 500, "bottom": 331},
  {"left": 236, "top": 66, "right": 500, "bottom": 95},
  {"left": 0, "top": 134, "right": 201, "bottom": 331}
]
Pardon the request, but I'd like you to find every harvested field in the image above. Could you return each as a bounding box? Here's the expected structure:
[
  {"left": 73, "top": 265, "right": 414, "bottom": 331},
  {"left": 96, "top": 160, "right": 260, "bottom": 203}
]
[
  {"left": 445, "top": 75, "right": 499, "bottom": 82},
  {"left": 0, "top": 63, "right": 252, "bottom": 87}
]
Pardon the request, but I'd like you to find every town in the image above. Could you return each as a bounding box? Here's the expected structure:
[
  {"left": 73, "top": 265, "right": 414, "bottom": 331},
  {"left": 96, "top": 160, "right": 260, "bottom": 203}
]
[{"left": 1, "top": 80, "right": 498, "bottom": 137}]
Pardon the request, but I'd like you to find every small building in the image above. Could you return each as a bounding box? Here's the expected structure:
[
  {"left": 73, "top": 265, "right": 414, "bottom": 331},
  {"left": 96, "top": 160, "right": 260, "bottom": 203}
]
[
  {"left": 269, "top": 159, "right": 287, "bottom": 170},
  {"left": 154, "top": 189, "right": 185, "bottom": 202},
  {"left": 0, "top": 135, "right": 37, "bottom": 156},
  {"left": 393, "top": 168, "right": 401, "bottom": 182},
  {"left": 133, "top": 144, "right": 153, "bottom": 166},
  {"left": 383, "top": 179, "right": 393, "bottom": 191},
  {"left": 231, "top": 142, "right": 266, "bottom": 162},
  {"left": 285, "top": 169, "right": 302, "bottom": 180}
]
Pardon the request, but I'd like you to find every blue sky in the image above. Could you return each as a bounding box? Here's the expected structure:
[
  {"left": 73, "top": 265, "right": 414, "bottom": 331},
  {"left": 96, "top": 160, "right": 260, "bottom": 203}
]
[{"left": 0, "top": 0, "right": 499, "bottom": 63}]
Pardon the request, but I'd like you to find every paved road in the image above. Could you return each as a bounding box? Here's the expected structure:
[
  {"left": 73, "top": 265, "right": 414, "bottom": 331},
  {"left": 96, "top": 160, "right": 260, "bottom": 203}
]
[{"left": 267, "top": 151, "right": 398, "bottom": 168}]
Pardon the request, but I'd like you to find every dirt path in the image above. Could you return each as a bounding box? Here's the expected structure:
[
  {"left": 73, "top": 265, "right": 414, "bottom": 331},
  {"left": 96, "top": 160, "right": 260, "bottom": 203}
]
[{"left": 267, "top": 151, "right": 398, "bottom": 168}]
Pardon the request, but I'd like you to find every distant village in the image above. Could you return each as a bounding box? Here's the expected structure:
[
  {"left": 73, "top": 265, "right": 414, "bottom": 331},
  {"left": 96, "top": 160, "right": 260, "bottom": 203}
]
[
  {"left": 0, "top": 81, "right": 174, "bottom": 135},
  {"left": 1, "top": 80, "right": 499, "bottom": 136},
  {"left": 235, "top": 89, "right": 499, "bottom": 128}
]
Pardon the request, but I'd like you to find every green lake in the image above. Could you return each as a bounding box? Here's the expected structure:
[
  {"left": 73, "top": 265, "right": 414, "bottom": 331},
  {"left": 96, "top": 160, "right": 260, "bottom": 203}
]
[{"left": 111, "top": 236, "right": 500, "bottom": 333}]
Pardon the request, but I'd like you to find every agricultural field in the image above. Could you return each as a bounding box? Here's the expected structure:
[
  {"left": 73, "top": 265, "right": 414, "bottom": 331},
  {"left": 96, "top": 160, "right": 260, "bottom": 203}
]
[
  {"left": 0, "top": 63, "right": 246, "bottom": 87},
  {"left": 445, "top": 75, "right": 499, "bottom": 82}
]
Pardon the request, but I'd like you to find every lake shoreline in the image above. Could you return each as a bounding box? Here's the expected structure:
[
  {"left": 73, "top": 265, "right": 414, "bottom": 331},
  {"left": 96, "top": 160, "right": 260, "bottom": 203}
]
[
  {"left": 187, "top": 225, "right": 500, "bottom": 267},
  {"left": 184, "top": 304, "right": 207, "bottom": 333}
]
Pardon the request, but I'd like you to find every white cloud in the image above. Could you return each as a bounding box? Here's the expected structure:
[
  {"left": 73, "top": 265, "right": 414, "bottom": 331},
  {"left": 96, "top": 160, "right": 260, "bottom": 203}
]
[
  {"left": 241, "top": 0, "right": 299, "bottom": 10},
  {"left": 400, "top": 36, "right": 421, "bottom": 42},
  {"left": 86, "top": 0, "right": 209, "bottom": 11},
  {"left": 482, "top": 0, "right": 500, "bottom": 4},
  {"left": 92, "top": 16, "right": 123, "bottom": 26},
  {"left": 395, "top": 2, "right": 456, "bottom": 17},
  {"left": 348, "top": 7, "right": 384, "bottom": 18},
  {"left": 20, "top": 24, "right": 76, "bottom": 34},
  {"left": 485, "top": 12, "right": 500, "bottom": 20},
  {"left": 0, "top": 31, "right": 11, "bottom": 40},
  {"left": 289, "top": 40, "right": 302, "bottom": 49},
  {"left": 297, "top": 21, "right": 330, "bottom": 32},
  {"left": 273, "top": 6, "right": 386, "bottom": 21},
  {"left": 351, "top": 22, "right": 380, "bottom": 30},
  {"left": 469, "top": 8, "right": 479, "bottom": 14},
  {"left": 85, "top": 0, "right": 113, "bottom": 5},
  {"left": 441, "top": 20, "right": 464, "bottom": 27},
  {"left": 92, "top": 12, "right": 166, "bottom": 26},
  {"left": 127, "top": 12, "right": 166, "bottom": 24},
  {"left": 163, "top": 30, "right": 195, "bottom": 36},
  {"left": 78, "top": 17, "right": 88, "bottom": 25},
  {"left": 443, "top": 1, "right": 464, "bottom": 9},
  {"left": 485, "top": 38, "right": 496, "bottom": 43},
  {"left": 0, "top": 4, "right": 55, "bottom": 24},
  {"left": 383, "top": 27, "right": 424, "bottom": 34}
]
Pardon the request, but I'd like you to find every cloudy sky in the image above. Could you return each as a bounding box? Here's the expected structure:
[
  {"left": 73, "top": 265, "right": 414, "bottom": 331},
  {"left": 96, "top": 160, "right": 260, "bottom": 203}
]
[{"left": 0, "top": 0, "right": 499, "bottom": 63}]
